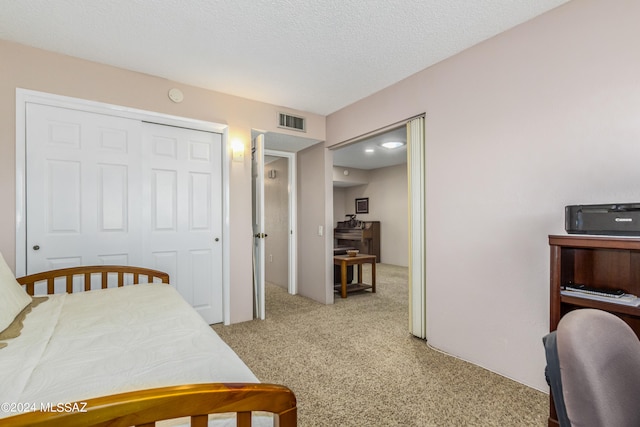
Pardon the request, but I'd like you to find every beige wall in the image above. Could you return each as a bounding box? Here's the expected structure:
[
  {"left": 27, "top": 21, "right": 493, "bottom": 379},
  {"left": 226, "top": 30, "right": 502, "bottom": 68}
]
[
  {"left": 326, "top": 0, "right": 640, "bottom": 391},
  {"left": 0, "top": 39, "right": 325, "bottom": 324},
  {"left": 332, "top": 166, "right": 369, "bottom": 187},
  {"left": 297, "top": 142, "right": 332, "bottom": 303},
  {"left": 265, "top": 158, "right": 289, "bottom": 288},
  {"left": 340, "top": 164, "right": 408, "bottom": 266},
  {"left": 332, "top": 187, "right": 347, "bottom": 226}
]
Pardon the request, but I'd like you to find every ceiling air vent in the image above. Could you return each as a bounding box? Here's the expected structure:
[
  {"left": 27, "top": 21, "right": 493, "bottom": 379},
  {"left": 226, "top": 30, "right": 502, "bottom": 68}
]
[{"left": 278, "top": 112, "right": 306, "bottom": 132}]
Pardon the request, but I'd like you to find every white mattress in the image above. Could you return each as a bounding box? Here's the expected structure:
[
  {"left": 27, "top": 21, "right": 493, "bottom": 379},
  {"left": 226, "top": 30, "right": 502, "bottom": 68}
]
[{"left": 0, "top": 284, "right": 271, "bottom": 426}]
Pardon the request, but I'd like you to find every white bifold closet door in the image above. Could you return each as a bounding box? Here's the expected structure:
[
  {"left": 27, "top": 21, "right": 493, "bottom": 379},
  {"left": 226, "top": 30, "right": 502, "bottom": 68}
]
[
  {"left": 141, "top": 121, "right": 223, "bottom": 324},
  {"left": 25, "top": 103, "right": 223, "bottom": 324}
]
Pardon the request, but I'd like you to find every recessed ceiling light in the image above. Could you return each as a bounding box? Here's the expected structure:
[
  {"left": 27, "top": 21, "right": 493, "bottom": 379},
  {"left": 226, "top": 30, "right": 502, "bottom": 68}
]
[
  {"left": 381, "top": 141, "right": 405, "bottom": 149},
  {"left": 365, "top": 148, "right": 375, "bottom": 153}
]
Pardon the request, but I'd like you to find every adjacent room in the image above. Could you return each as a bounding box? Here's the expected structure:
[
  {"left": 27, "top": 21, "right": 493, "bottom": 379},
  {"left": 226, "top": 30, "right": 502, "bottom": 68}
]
[
  {"left": 332, "top": 126, "right": 408, "bottom": 297},
  {"left": 2, "top": 1, "right": 640, "bottom": 426}
]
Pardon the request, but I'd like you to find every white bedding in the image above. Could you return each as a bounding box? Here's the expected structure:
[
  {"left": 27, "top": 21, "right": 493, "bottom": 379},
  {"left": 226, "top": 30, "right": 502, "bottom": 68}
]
[{"left": 0, "top": 284, "right": 270, "bottom": 426}]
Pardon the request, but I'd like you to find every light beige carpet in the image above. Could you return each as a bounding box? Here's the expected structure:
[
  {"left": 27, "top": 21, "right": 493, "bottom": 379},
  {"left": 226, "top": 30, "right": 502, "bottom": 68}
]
[{"left": 212, "top": 264, "right": 548, "bottom": 426}]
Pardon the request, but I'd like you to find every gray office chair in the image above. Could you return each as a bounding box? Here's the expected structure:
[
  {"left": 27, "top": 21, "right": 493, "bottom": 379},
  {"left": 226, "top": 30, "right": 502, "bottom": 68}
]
[{"left": 543, "top": 309, "right": 640, "bottom": 427}]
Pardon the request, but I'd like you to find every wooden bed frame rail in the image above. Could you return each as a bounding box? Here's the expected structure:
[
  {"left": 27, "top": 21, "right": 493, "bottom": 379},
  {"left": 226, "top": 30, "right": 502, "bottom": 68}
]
[
  {"left": 17, "top": 265, "right": 170, "bottom": 296},
  {"left": 1, "top": 382, "right": 297, "bottom": 427},
  {"left": 10, "top": 266, "right": 298, "bottom": 426}
]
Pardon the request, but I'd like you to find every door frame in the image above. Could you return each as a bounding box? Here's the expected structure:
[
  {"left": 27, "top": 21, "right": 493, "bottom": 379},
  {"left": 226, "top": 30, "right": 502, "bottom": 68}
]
[
  {"left": 328, "top": 114, "right": 426, "bottom": 337},
  {"left": 264, "top": 149, "right": 297, "bottom": 295},
  {"left": 15, "top": 89, "right": 232, "bottom": 320}
]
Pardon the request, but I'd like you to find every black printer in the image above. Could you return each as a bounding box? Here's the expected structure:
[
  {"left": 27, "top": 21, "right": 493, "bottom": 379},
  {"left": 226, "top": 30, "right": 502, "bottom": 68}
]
[{"left": 566, "top": 203, "right": 640, "bottom": 235}]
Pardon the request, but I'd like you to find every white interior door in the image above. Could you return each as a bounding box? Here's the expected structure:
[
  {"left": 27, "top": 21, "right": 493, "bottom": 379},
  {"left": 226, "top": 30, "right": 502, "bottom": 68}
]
[
  {"left": 141, "top": 123, "right": 223, "bottom": 324},
  {"left": 252, "top": 134, "right": 266, "bottom": 320},
  {"left": 25, "top": 103, "right": 223, "bottom": 324},
  {"left": 25, "top": 103, "right": 143, "bottom": 277}
]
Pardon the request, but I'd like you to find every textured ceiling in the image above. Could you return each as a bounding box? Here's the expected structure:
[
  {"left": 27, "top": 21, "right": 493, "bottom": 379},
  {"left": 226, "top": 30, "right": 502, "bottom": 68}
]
[{"left": 0, "top": 0, "right": 569, "bottom": 116}]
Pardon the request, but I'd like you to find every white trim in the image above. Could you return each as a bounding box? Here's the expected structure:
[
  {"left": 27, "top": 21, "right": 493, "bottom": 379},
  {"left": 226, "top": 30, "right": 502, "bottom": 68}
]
[
  {"left": 222, "top": 127, "right": 232, "bottom": 325},
  {"left": 15, "top": 92, "right": 27, "bottom": 276},
  {"left": 15, "top": 88, "right": 232, "bottom": 322},
  {"left": 265, "top": 149, "right": 298, "bottom": 295},
  {"left": 407, "top": 116, "right": 427, "bottom": 339},
  {"left": 16, "top": 89, "right": 226, "bottom": 133}
]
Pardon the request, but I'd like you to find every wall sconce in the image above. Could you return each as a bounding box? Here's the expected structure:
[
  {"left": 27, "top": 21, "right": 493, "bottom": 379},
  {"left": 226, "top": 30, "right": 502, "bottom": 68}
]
[
  {"left": 268, "top": 169, "right": 277, "bottom": 179},
  {"left": 231, "top": 139, "right": 244, "bottom": 162}
]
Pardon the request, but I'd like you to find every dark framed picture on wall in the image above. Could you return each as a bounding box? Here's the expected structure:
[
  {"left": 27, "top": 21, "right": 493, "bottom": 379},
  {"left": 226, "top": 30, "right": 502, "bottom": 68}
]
[{"left": 355, "top": 197, "right": 369, "bottom": 214}]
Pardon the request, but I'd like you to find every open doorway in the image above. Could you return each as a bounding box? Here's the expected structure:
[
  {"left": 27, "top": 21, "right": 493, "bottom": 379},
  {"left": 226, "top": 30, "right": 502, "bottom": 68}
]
[
  {"left": 330, "top": 116, "right": 426, "bottom": 338},
  {"left": 332, "top": 126, "right": 409, "bottom": 268},
  {"left": 264, "top": 150, "right": 296, "bottom": 294},
  {"left": 333, "top": 115, "right": 427, "bottom": 338},
  {"left": 331, "top": 126, "right": 409, "bottom": 302},
  {"left": 251, "top": 129, "right": 321, "bottom": 318}
]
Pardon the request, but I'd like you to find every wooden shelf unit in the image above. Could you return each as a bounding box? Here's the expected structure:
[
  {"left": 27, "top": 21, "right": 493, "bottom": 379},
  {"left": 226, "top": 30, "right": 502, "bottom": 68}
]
[{"left": 548, "top": 234, "right": 640, "bottom": 427}]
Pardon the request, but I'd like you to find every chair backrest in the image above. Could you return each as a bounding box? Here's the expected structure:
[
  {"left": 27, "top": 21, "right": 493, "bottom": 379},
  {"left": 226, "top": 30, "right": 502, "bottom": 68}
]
[
  {"left": 543, "top": 309, "right": 640, "bottom": 427},
  {"left": 543, "top": 329, "right": 570, "bottom": 427}
]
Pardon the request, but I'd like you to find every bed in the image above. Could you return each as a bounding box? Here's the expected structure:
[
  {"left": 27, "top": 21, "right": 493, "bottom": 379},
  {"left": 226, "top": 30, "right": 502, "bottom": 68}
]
[{"left": 0, "top": 256, "right": 296, "bottom": 426}]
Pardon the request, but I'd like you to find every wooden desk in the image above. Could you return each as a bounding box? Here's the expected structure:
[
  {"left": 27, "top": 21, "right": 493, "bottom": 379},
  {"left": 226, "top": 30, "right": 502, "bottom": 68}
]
[
  {"left": 333, "top": 254, "right": 377, "bottom": 298},
  {"left": 547, "top": 235, "right": 640, "bottom": 426}
]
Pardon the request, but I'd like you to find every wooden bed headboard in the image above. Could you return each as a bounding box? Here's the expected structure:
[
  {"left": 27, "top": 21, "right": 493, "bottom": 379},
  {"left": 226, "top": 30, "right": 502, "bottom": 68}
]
[
  {"left": 2, "top": 382, "right": 297, "bottom": 427},
  {"left": 17, "top": 265, "right": 170, "bottom": 296}
]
